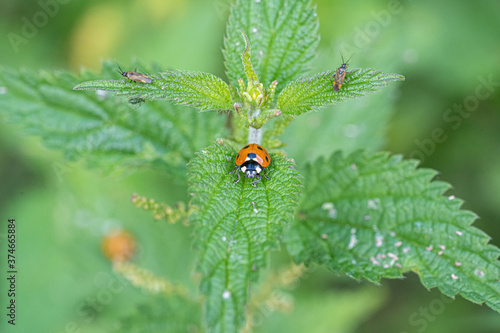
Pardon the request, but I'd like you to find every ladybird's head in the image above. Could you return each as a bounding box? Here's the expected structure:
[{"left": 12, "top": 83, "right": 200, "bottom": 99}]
[{"left": 240, "top": 161, "right": 262, "bottom": 178}]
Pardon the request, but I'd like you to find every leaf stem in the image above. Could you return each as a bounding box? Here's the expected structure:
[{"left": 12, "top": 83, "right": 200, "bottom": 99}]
[{"left": 248, "top": 126, "right": 262, "bottom": 144}]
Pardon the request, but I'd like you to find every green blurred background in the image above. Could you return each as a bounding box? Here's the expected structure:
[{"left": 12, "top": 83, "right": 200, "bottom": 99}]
[{"left": 1, "top": 0, "right": 499, "bottom": 332}]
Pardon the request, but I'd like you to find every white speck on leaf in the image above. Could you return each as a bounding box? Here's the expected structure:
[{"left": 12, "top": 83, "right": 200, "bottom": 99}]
[
  {"left": 222, "top": 290, "right": 231, "bottom": 299},
  {"left": 387, "top": 252, "right": 399, "bottom": 261},
  {"left": 475, "top": 269, "right": 485, "bottom": 278},
  {"left": 321, "top": 202, "right": 334, "bottom": 210},
  {"left": 251, "top": 201, "right": 258, "bottom": 214},
  {"left": 321, "top": 202, "right": 337, "bottom": 219},
  {"left": 367, "top": 198, "right": 380, "bottom": 210},
  {"left": 348, "top": 228, "right": 358, "bottom": 249}
]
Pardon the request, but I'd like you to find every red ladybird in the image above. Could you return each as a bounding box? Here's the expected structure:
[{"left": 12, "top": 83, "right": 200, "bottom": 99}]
[{"left": 229, "top": 144, "right": 271, "bottom": 187}]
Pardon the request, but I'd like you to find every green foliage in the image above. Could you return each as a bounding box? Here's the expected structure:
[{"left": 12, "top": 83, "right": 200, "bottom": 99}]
[
  {"left": 223, "top": 0, "right": 319, "bottom": 94},
  {"left": 188, "top": 142, "right": 301, "bottom": 332},
  {"left": 1, "top": 0, "right": 499, "bottom": 332},
  {"left": 285, "top": 150, "right": 500, "bottom": 311},
  {"left": 74, "top": 69, "right": 233, "bottom": 111},
  {"left": 0, "top": 64, "right": 225, "bottom": 177},
  {"left": 277, "top": 68, "right": 405, "bottom": 117},
  {"left": 114, "top": 295, "right": 201, "bottom": 333}
]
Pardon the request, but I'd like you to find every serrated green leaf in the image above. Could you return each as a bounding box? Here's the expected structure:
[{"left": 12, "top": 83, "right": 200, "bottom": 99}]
[
  {"left": 0, "top": 65, "right": 225, "bottom": 177},
  {"left": 285, "top": 151, "right": 500, "bottom": 313},
  {"left": 277, "top": 68, "right": 405, "bottom": 116},
  {"left": 75, "top": 67, "right": 233, "bottom": 111},
  {"left": 223, "top": 0, "right": 319, "bottom": 94},
  {"left": 188, "top": 142, "right": 302, "bottom": 332},
  {"left": 241, "top": 29, "right": 259, "bottom": 83}
]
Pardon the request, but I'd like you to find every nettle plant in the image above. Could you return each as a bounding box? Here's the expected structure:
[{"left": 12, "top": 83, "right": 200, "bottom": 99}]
[{"left": 1, "top": 0, "right": 499, "bottom": 332}]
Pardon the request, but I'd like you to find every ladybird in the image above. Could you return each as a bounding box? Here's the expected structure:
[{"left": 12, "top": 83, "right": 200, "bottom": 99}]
[
  {"left": 117, "top": 64, "right": 152, "bottom": 83},
  {"left": 229, "top": 143, "right": 271, "bottom": 187},
  {"left": 333, "top": 55, "right": 350, "bottom": 92}
]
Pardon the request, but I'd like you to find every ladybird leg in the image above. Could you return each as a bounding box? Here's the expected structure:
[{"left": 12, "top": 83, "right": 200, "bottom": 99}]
[
  {"left": 234, "top": 171, "right": 241, "bottom": 184},
  {"left": 262, "top": 167, "right": 270, "bottom": 180},
  {"left": 251, "top": 174, "right": 261, "bottom": 187},
  {"left": 233, "top": 169, "right": 241, "bottom": 184},
  {"left": 228, "top": 165, "right": 239, "bottom": 174}
]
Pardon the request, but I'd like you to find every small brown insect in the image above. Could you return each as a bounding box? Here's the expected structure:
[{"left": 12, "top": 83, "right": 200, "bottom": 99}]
[
  {"left": 117, "top": 65, "right": 152, "bottom": 83},
  {"left": 333, "top": 55, "right": 350, "bottom": 92}
]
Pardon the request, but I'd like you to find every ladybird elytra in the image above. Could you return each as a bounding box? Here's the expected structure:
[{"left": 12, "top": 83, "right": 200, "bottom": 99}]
[{"left": 234, "top": 143, "right": 270, "bottom": 167}]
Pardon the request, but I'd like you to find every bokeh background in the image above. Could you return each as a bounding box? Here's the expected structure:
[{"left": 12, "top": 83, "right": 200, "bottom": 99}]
[{"left": 1, "top": 0, "right": 499, "bottom": 332}]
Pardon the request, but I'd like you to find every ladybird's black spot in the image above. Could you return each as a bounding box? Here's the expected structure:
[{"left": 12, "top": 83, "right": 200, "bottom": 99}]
[
  {"left": 265, "top": 156, "right": 269, "bottom": 162},
  {"left": 257, "top": 145, "right": 263, "bottom": 150},
  {"left": 243, "top": 145, "right": 250, "bottom": 149}
]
